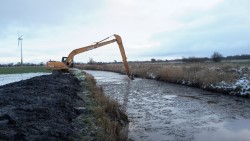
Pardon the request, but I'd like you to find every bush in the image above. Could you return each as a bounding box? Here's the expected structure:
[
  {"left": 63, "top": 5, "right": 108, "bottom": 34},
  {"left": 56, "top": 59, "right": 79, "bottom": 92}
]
[
  {"left": 88, "top": 58, "right": 96, "bottom": 64},
  {"left": 211, "top": 52, "right": 223, "bottom": 62},
  {"left": 151, "top": 58, "right": 156, "bottom": 62}
]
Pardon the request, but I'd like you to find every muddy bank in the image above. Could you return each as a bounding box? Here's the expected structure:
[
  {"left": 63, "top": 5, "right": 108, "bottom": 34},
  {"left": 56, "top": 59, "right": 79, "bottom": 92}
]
[
  {"left": 0, "top": 72, "right": 129, "bottom": 141},
  {"left": 0, "top": 74, "right": 81, "bottom": 140}
]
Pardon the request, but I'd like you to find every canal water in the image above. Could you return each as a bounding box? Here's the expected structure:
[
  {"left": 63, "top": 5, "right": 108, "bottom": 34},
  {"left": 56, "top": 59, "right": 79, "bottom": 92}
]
[
  {"left": 0, "top": 73, "right": 49, "bottom": 86},
  {"left": 85, "top": 70, "right": 250, "bottom": 141}
]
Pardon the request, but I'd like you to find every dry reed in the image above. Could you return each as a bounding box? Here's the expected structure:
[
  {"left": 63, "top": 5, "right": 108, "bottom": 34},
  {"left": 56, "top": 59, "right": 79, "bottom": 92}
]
[
  {"left": 78, "top": 62, "right": 239, "bottom": 89},
  {"left": 85, "top": 74, "right": 129, "bottom": 141}
]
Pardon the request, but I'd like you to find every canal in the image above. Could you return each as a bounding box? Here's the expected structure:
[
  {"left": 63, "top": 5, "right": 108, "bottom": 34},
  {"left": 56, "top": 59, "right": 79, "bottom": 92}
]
[{"left": 85, "top": 70, "right": 250, "bottom": 141}]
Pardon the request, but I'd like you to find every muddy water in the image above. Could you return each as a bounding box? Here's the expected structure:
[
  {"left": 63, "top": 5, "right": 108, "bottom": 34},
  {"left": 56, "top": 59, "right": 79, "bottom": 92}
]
[{"left": 85, "top": 70, "right": 250, "bottom": 141}]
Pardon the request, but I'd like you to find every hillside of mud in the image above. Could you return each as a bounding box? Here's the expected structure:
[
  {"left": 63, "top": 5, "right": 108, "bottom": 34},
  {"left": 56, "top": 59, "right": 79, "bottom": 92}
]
[{"left": 0, "top": 74, "right": 81, "bottom": 140}]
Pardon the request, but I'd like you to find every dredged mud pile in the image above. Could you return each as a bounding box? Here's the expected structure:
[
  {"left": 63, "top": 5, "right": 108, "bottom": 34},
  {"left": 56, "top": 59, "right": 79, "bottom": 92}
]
[{"left": 0, "top": 74, "right": 81, "bottom": 140}]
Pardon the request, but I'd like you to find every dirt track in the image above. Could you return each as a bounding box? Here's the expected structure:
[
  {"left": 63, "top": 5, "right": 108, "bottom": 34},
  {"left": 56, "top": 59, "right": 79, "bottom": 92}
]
[{"left": 0, "top": 74, "right": 81, "bottom": 140}]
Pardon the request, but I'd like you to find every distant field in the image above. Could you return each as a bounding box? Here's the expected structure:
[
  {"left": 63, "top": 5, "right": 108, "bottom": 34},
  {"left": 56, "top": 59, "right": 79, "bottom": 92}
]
[
  {"left": 0, "top": 66, "right": 51, "bottom": 74},
  {"left": 223, "top": 60, "right": 250, "bottom": 65}
]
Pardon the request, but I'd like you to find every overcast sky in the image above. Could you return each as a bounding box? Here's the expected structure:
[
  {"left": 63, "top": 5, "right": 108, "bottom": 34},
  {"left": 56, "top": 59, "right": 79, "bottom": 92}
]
[{"left": 0, "top": 0, "right": 249, "bottom": 63}]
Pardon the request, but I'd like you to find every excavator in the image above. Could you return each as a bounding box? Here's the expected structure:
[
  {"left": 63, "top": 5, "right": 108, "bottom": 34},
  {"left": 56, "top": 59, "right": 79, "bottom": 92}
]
[{"left": 45, "top": 34, "right": 133, "bottom": 79}]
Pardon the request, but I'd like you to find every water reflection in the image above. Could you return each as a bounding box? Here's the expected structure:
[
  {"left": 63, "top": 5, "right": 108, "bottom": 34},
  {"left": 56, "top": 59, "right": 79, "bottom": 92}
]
[
  {"left": 122, "top": 81, "right": 131, "bottom": 111},
  {"left": 195, "top": 119, "right": 250, "bottom": 141}
]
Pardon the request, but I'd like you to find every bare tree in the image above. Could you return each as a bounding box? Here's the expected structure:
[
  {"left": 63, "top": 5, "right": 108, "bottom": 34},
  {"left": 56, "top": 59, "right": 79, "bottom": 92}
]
[
  {"left": 211, "top": 52, "right": 223, "bottom": 62},
  {"left": 88, "top": 58, "right": 96, "bottom": 64}
]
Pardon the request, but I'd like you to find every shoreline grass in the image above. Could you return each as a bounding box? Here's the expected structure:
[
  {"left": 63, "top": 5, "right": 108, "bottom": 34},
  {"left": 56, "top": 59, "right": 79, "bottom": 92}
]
[
  {"left": 85, "top": 73, "right": 129, "bottom": 141},
  {"left": 0, "top": 66, "right": 51, "bottom": 74}
]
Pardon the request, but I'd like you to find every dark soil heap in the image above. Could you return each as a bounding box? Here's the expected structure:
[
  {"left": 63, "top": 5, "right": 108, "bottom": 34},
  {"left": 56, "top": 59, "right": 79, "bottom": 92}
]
[{"left": 0, "top": 74, "right": 81, "bottom": 141}]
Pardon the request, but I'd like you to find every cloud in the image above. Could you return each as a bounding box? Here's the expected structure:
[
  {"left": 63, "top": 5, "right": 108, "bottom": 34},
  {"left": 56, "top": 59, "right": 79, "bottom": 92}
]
[
  {"left": 147, "top": 0, "right": 250, "bottom": 58},
  {"left": 0, "top": 0, "right": 101, "bottom": 26},
  {"left": 0, "top": 0, "right": 105, "bottom": 63},
  {"left": 0, "top": 0, "right": 103, "bottom": 40},
  {"left": 83, "top": 0, "right": 226, "bottom": 60},
  {"left": 0, "top": 0, "right": 249, "bottom": 63}
]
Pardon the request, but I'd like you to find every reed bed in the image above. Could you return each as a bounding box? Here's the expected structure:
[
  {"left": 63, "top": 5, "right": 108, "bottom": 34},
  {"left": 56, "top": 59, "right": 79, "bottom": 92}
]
[{"left": 77, "top": 62, "right": 250, "bottom": 96}]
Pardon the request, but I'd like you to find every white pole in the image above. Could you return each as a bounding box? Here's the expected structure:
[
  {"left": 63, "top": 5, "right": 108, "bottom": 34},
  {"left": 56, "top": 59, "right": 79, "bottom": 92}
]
[{"left": 21, "top": 39, "right": 23, "bottom": 66}]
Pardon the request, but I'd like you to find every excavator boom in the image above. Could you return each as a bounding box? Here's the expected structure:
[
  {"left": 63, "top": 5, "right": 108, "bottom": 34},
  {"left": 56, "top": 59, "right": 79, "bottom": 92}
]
[
  {"left": 65, "top": 39, "right": 116, "bottom": 67},
  {"left": 114, "top": 35, "right": 131, "bottom": 79},
  {"left": 46, "top": 34, "right": 132, "bottom": 79}
]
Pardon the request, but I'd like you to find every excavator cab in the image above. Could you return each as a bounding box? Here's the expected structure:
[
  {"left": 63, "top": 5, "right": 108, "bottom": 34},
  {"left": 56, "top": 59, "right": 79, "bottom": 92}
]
[
  {"left": 62, "top": 57, "right": 74, "bottom": 67},
  {"left": 62, "top": 57, "right": 67, "bottom": 62}
]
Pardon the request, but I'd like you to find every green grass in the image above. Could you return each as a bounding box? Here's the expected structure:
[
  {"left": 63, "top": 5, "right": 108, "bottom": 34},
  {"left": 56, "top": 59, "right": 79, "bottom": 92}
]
[{"left": 0, "top": 66, "right": 51, "bottom": 74}]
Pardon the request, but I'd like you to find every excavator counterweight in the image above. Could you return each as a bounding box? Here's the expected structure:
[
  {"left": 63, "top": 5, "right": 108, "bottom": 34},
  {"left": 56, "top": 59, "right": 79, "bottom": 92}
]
[{"left": 45, "top": 34, "right": 132, "bottom": 79}]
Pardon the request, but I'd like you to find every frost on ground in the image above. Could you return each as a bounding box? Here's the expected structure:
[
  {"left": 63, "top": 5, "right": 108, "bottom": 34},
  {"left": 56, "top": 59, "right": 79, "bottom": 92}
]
[
  {"left": 211, "top": 77, "right": 250, "bottom": 96},
  {"left": 0, "top": 73, "right": 50, "bottom": 86},
  {"left": 146, "top": 66, "right": 250, "bottom": 96},
  {"left": 208, "top": 66, "right": 250, "bottom": 96},
  {"left": 181, "top": 66, "right": 250, "bottom": 96}
]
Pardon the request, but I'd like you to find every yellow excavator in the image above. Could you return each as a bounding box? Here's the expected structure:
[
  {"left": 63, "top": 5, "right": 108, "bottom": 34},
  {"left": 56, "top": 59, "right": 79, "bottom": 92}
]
[{"left": 45, "top": 34, "right": 133, "bottom": 79}]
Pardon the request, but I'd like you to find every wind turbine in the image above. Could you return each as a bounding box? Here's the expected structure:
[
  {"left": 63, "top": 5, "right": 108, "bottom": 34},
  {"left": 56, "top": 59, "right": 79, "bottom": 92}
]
[{"left": 18, "top": 33, "right": 23, "bottom": 66}]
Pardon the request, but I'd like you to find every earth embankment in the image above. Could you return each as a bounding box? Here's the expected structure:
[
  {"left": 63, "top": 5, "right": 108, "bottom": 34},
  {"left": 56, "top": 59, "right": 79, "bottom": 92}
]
[{"left": 0, "top": 74, "right": 81, "bottom": 140}]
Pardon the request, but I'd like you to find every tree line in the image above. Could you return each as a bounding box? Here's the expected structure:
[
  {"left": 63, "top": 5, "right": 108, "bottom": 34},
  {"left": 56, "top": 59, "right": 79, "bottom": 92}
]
[
  {"left": 0, "top": 62, "right": 45, "bottom": 67},
  {"left": 151, "top": 52, "right": 250, "bottom": 63}
]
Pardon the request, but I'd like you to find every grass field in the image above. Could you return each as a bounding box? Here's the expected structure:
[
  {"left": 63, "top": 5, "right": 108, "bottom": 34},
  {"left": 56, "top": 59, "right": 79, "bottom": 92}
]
[{"left": 0, "top": 66, "right": 51, "bottom": 74}]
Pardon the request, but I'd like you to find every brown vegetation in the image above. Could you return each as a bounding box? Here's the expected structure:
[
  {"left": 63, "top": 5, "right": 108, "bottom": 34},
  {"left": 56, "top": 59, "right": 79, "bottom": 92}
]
[
  {"left": 85, "top": 74, "right": 129, "bottom": 141},
  {"left": 77, "top": 62, "right": 250, "bottom": 94},
  {"left": 156, "top": 64, "right": 235, "bottom": 87}
]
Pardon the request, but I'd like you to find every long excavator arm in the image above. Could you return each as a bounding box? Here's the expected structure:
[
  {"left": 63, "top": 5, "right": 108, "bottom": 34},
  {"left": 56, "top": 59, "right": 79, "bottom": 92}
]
[
  {"left": 46, "top": 34, "right": 132, "bottom": 79},
  {"left": 65, "top": 39, "right": 116, "bottom": 67}
]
